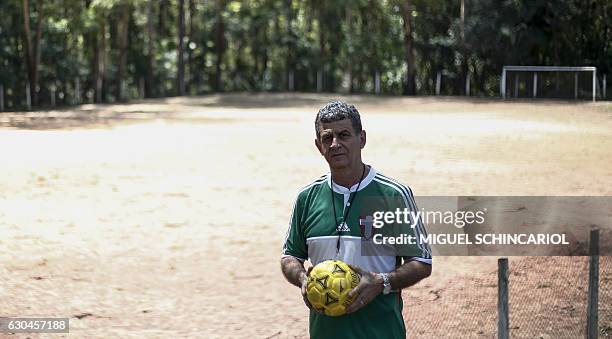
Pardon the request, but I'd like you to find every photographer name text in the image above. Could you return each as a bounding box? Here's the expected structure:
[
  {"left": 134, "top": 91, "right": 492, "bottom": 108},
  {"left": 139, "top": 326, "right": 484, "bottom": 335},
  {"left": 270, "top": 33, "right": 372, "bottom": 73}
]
[{"left": 373, "top": 233, "right": 570, "bottom": 245}]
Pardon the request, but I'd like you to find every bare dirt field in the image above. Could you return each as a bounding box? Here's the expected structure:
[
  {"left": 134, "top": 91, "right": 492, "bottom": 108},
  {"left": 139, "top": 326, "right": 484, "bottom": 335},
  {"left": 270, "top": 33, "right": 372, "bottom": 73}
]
[{"left": 0, "top": 93, "right": 611, "bottom": 338}]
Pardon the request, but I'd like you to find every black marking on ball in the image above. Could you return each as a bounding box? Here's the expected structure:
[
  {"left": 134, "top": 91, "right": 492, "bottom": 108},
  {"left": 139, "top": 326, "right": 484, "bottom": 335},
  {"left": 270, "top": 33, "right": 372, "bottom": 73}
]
[
  {"left": 316, "top": 274, "right": 329, "bottom": 289},
  {"left": 325, "top": 292, "right": 339, "bottom": 306},
  {"left": 332, "top": 263, "right": 346, "bottom": 276}
]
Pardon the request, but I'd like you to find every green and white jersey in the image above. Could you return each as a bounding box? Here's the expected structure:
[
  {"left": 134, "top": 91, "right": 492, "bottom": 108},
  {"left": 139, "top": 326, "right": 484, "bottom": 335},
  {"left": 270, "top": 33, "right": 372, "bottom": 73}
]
[{"left": 282, "top": 166, "right": 431, "bottom": 339}]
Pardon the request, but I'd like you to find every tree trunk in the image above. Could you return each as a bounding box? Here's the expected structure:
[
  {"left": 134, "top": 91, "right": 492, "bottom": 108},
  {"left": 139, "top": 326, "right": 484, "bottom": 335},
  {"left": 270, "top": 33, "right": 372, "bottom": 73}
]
[
  {"left": 22, "top": 0, "right": 34, "bottom": 106},
  {"left": 187, "top": 0, "right": 196, "bottom": 93},
  {"left": 214, "top": 0, "right": 226, "bottom": 92},
  {"left": 145, "top": 0, "right": 155, "bottom": 98},
  {"left": 344, "top": 6, "right": 352, "bottom": 93},
  {"left": 459, "top": 0, "right": 468, "bottom": 95},
  {"left": 261, "top": 20, "right": 270, "bottom": 90},
  {"left": 22, "top": 0, "right": 43, "bottom": 107},
  {"left": 399, "top": 0, "right": 416, "bottom": 95},
  {"left": 158, "top": 0, "right": 169, "bottom": 36},
  {"left": 318, "top": 23, "right": 325, "bottom": 92},
  {"left": 177, "top": 0, "right": 186, "bottom": 95},
  {"left": 285, "top": 0, "right": 295, "bottom": 91},
  {"left": 84, "top": 0, "right": 102, "bottom": 103},
  {"left": 84, "top": 3, "right": 95, "bottom": 101},
  {"left": 98, "top": 18, "right": 107, "bottom": 102},
  {"left": 116, "top": 3, "right": 130, "bottom": 101},
  {"left": 33, "top": 3, "right": 43, "bottom": 105},
  {"left": 235, "top": 42, "right": 245, "bottom": 89}
]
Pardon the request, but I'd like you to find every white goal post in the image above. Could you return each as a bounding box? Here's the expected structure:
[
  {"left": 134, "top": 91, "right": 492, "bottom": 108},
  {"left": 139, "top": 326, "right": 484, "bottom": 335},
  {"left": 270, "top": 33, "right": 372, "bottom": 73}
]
[{"left": 501, "top": 66, "right": 597, "bottom": 102}]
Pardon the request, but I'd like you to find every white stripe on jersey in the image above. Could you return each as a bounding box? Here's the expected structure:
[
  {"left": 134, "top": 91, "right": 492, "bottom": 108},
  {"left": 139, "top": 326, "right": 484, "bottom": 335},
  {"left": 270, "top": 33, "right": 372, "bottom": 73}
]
[
  {"left": 373, "top": 175, "right": 432, "bottom": 259},
  {"left": 375, "top": 174, "right": 431, "bottom": 258},
  {"left": 376, "top": 173, "right": 429, "bottom": 238},
  {"left": 281, "top": 175, "right": 328, "bottom": 258}
]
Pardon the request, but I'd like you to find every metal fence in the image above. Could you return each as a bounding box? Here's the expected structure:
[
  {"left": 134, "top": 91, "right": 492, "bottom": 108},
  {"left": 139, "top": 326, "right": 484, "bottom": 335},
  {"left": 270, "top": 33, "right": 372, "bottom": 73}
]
[{"left": 407, "top": 232, "right": 610, "bottom": 338}]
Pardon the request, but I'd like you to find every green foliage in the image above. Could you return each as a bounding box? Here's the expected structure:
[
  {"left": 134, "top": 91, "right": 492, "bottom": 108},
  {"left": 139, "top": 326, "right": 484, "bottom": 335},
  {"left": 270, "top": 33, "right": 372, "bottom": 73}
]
[{"left": 0, "top": 0, "right": 611, "bottom": 109}]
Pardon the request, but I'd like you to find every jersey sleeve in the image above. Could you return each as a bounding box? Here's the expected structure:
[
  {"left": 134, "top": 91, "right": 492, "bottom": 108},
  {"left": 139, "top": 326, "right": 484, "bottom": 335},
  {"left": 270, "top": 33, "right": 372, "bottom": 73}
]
[
  {"left": 281, "top": 192, "right": 308, "bottom": 261},
  {"left": 397, "top": 185, "right": 432, "bottom": 265},
  {"left": 403, "top": 186, "right": 432, "bottom": 265}
]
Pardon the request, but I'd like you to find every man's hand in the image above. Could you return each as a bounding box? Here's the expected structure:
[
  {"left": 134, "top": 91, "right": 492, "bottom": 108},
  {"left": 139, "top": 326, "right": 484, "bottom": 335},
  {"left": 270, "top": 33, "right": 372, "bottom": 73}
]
[
  {"left": 300, "top": 266, "right": 323, "bottom": 314},
  {"left": 281, "top": 257, "right": 322, "bottom": 313},
  {"left": 345, "top": 264, "right": 383, "bottom": 314}
]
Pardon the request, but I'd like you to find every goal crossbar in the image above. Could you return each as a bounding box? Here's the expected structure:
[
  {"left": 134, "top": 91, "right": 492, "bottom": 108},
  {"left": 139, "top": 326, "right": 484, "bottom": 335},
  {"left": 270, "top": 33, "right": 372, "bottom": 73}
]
[{"left": 501, "top": 66, "right": 597, "bottom": 101}]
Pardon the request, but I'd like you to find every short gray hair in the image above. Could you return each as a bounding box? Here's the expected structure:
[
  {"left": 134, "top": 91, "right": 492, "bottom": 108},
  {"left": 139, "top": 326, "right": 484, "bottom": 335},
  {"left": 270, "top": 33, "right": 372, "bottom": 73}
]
[{"left": 314, "top": 101, "right": 362, "bottom": 138}]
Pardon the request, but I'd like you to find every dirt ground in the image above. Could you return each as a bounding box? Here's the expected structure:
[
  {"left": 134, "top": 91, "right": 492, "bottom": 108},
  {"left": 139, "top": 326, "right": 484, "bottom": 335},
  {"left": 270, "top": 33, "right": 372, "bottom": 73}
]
[{"left": 0, "top": 93, "right": 611, "bottom": 338}]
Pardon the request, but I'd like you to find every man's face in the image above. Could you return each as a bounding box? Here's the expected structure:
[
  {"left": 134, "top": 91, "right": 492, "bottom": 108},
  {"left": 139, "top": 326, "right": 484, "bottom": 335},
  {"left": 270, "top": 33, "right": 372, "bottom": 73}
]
[{"left": 315, "top": 119, "right": 366, "bottom": 170}]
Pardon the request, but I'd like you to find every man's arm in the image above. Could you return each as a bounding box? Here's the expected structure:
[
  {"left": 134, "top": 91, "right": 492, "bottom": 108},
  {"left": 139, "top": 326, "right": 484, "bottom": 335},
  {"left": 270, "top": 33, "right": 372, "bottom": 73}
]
[
  {"left": 388, "top": 259, "right": 432, "bottom": 290},
  {"left": 280, "top": 256, "right": 307, "bottom": 288},
  {"left": 281, "top": 256, "right": 322, "bottom": 313},
  {"left": 345, "top": 260, "right": 431, "bottom": 314}
]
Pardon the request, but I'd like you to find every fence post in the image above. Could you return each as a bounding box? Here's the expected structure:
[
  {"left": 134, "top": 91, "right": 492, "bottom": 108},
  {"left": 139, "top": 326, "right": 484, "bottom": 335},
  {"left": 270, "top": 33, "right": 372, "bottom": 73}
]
[
  {"left": 0, "top": 84, "right": 4, "bottom": 111},
  {"left": 586, "top": 228, "right": 599, "bottom": 339},
  {"left": 514, "top": 75, "right": 519, "bottom": 98},
  {"left": 435, "top": 71, "right": 441, "bottom": 96},
  {"left": 574, "top": 72, "right": 579, "bottom": 99},
  {"left": 374, "top": 71, "right": 381, "bottom": 95},
  {"left": 498, "top": 258, "right": 509, "bottom": 339},
  {"left": 500, "top": 68, "right": 506, "bottom": 99},
  {"left": 139, "top": 78, "right": 145, "bottom": 99},
  {"left": 466, "top": 72, "right": 471, "bottom": 97},
  {"left": 120, "top": 79, "right": 126, "bottom": 101},
  {"left": 596, "top": 76, "right": 602, "bottom": 100},
  {"left": 603, "top": 74, "right": 607, "bottom": 100},
  {"left": 288, "top": 70, "right": 294, "bottom": 91},
  {"left": 75, "top": 77, "right": 80, "bottom": 105},
  {"left": 26, "top": 83, "right": 32, "bottom": 110},
  {"left": 50, "top": 84, "right": 56, "bottom": 107},
  {"left": 317, "top": 69, "right": 323, "bottom": 92},
  {"left": 592, "top": 69, "right": 596, "bottom": 102},
  {"left": 533, "top": 72, "right": 538, "bottom": 98},
  {"left": 96, "top": 76, "right": 102, "bottom": 103}
]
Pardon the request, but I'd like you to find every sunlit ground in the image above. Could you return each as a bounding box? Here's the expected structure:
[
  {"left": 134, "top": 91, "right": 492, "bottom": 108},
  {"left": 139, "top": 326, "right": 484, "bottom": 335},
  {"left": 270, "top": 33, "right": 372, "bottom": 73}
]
[{"left": 0, "top": 94, "right": 611, "bottom": 338}]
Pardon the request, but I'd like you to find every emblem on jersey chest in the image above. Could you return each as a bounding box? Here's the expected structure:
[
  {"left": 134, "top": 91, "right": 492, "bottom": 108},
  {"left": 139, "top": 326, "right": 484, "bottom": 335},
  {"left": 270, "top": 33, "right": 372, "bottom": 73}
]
[{"left": 359, "top": 215, "right": 374, "bottom": 240}]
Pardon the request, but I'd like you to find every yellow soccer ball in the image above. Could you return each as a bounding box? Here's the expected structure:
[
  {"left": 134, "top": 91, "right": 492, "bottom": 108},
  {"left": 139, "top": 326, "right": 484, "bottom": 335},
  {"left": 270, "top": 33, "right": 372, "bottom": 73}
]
[{"left": 306, "top": 260, "right": 360, "bottom": 316}]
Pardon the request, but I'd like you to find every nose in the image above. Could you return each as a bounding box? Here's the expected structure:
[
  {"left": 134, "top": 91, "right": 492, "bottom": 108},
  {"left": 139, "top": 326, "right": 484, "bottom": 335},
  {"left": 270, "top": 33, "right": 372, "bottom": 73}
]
[{"left": 330, "top": 137, "right": 341, "bottom": 149}]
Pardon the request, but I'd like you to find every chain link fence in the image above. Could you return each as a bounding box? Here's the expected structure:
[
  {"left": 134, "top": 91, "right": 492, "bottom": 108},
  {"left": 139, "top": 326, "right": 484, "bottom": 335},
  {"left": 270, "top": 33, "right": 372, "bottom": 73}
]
[{"left": 406, "top": 256, "right": 611, "bottom": 338}]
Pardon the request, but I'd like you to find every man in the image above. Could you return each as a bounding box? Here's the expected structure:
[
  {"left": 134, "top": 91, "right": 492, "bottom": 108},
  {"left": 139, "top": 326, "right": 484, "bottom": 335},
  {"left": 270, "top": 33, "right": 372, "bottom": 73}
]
[{"left": 281, "top": 101, "right": 432, "bottom": 339}]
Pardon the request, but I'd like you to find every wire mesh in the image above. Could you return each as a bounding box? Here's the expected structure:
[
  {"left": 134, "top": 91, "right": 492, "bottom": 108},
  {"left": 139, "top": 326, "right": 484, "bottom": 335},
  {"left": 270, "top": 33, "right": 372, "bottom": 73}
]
[
  {"left": 600, "top": 256, "right": 612, "bottom": 337},
  {"left": 405, "top": 256, "right": 610, "bottom": 338}
]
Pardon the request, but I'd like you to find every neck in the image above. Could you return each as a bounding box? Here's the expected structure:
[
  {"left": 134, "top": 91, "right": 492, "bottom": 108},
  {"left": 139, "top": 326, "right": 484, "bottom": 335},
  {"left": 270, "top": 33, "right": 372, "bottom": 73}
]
[{"left": 331, "top": 163, "right": 367, "bottom": 189}]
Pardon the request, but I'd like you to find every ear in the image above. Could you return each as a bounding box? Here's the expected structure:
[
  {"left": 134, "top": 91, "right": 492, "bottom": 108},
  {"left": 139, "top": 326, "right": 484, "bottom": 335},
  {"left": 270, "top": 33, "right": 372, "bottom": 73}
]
[
  {"left": 360, "top": 130, "right": 366, "bottom": 149},
  {"left": 315, "top": 138, "right": 325, "bottom": 156}
]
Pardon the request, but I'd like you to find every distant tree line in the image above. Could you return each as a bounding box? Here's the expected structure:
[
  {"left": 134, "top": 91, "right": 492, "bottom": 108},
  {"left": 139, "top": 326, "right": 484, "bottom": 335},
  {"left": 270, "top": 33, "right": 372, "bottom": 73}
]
[{"left": 0, "top": 0, "right": 610, "bottom": 110}]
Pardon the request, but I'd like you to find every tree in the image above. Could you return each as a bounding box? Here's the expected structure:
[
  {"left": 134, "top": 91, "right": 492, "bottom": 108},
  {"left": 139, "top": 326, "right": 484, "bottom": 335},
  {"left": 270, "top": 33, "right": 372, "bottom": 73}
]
[
  {"left": 145, "top": 0, "right": 155, "bottom": 98},
  {"left": 115, "top": 1, "right": 130, "bottom": 101},
  {"left": 399, "top": 0, "right": 416, "bottom": 95},
  {"left": 2, "top": 0, "right": 611, "bottom": 109},
  {"left": 177, "top": 0, "right": 185, "bottom": 95},
  {"left": 213, "top": 0, "right": 226, "bottom": 91},
  {"left": 22, "top": 0, "right": 45, "bottom": 106},
  {"left": 186, "top": 0, "right": 196, "bottom": 94},
  {"left": 84, "top": 0, "right": 108, "bottom": 103}
]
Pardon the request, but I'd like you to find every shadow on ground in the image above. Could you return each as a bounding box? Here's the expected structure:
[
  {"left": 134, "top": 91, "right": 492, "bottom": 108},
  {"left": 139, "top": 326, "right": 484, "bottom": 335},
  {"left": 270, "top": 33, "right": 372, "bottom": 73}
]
[{"left": 1, "top": 92, "right": 608, "bottom": 130}]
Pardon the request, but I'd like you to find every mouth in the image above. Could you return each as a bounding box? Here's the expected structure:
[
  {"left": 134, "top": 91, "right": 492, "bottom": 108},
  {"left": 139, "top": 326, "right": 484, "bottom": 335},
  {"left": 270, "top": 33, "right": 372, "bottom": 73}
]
[{"left": 331, "top": 153, "right": 346, "bottom": 158}]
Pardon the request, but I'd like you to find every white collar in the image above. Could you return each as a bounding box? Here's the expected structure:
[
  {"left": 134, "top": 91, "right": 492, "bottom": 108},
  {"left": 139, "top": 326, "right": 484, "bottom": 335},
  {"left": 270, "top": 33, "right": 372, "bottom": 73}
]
[{"left": 327, "top": 166, "right": 376, "bottom": 194}]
